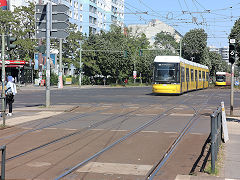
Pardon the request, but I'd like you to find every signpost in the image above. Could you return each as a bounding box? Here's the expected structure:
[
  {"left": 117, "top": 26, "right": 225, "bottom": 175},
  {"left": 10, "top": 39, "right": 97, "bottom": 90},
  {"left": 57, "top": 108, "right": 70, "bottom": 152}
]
[{"left": 35, "top": 3, "right": 69, "bottom": 107}]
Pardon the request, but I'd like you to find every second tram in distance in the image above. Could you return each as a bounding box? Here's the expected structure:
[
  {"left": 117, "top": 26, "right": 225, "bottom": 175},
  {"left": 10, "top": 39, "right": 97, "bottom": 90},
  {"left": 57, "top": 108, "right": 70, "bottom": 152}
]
[
  {"left": 215, "top": 72, "right": 231, "bottom": 86},
  {"left": 152, "top": 56, "right": 209, "bottom": 94}
]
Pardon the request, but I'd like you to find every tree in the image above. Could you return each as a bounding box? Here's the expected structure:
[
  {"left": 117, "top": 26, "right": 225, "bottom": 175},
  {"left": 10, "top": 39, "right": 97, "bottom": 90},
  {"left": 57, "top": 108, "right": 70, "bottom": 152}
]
[
  {"left": 182, "top": 29, "right": 208, "bottom": 63},
  {"left": 11, "top": 2, "right": 36, "bottom": 60},
  {"left": 154, "top": 31, "right": 179, "bottom": 52},
  {"left": 209, "top": 51, "right": 229, "bottom": 77}
]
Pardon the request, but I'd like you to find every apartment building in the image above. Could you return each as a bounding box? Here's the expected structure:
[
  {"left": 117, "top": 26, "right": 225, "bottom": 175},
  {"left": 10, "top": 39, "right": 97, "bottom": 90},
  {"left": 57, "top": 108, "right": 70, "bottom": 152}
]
[
  {"left": 9, "top": 0, "right": 124, "bottom": 35},
  {"left": 209, "top": 46, "right": 229, "bottom": 63}
]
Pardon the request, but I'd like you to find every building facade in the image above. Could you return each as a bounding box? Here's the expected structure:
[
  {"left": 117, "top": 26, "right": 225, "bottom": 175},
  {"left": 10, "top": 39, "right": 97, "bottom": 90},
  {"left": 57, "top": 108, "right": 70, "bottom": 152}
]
[
  {"left": 9, "top": 0, "right": 124, "bottom": 36},
  {"left": 128, "top": 19, "right": 183, "bottom": 46},
  {"left": 209, "top": 46, "right": 229, "bottom": 63}
]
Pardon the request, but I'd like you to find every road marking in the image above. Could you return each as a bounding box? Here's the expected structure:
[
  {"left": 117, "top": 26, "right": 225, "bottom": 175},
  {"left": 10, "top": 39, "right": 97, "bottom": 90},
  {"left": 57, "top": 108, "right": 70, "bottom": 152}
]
[
  {"left": 77, "top": 162, "right": 153, "bottom": 176},
  {"left": 170, "top": 113, "right": 193, "bottom": 117},
  {"left": 165, "top": 132, "right": 178, "bottom": 134},
  {"left": 110, "top": 130, "right": 128, "bottom": 132},
  {"left": 101, "top": 113, "right": 114, "bottom": 115},
  {"left": 4, "top": 112, "right": 62, "bottom": 126},
  {"left": 26, "top": 162, "right": 51, "bottom": 167},
  {"left": 142, "top": 131, "right": 158, "bottom": 133}
]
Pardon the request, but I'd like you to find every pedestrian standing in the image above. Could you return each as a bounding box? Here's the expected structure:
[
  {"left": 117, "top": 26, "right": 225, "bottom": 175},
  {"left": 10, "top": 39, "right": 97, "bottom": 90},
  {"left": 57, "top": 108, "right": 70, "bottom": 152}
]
[{"left": 5, "top": 76, "right": 17, "bottom": 116}]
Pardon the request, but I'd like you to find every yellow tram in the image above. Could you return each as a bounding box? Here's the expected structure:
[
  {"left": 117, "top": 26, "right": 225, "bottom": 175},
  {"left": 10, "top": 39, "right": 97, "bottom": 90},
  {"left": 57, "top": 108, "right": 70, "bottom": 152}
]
[
  {"left": 152, "top": 56, "right": 209, "bottom": 94},
  {"left": 215, "top": 72, "right": 231, "bottom": 86}
]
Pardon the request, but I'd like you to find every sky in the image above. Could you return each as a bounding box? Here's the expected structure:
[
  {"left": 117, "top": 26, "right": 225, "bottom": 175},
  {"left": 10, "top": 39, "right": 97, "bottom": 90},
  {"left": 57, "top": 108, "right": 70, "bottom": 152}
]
[{"left": 124, "top": 0, "right": 240, "bottom": 48}]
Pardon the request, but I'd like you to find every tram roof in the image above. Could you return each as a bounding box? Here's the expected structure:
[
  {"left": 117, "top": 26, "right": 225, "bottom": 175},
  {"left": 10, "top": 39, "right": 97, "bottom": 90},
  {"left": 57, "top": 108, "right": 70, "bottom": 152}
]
[
  {"left": 154, "top": 56, "right": 208, "bottom": 70},
  {"left": 216, "top": 72, "right": 228, "bottom": 75}
]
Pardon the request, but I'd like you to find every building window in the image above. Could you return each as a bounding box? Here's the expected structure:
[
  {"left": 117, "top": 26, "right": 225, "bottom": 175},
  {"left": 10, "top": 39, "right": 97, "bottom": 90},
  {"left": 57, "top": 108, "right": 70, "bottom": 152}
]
[
  {"left": 69, "top": 10, "right": 72, "bottom": 18},
  {"left": 74, "top": 1, "right": 78, "bottom": 8},
  {"left": 80, "top": 14, "right": 83, "bottom": 21},
  {"left": 79, "top": 26, "right": 83, "bottom": 32},
  {"left": 80, "top": 4, "right": 83, "bottom": 10},
  {"left": 89, "top": 5, "right": 97, "bottom": 14},
  {"left": 90, "top": 0, "right": 96, "bottom": 3},
  {"left": 89, "top": 16, "right": 97, "bottom": 25},
  {"left": 89, "top": 27, "right": 96, "bottom": 34}
]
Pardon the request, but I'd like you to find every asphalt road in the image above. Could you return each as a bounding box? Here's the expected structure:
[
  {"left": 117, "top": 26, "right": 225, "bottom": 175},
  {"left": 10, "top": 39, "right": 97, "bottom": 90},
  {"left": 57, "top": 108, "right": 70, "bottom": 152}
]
[{"left": 14, "top": 86, "right": 239, "bottom": 107}]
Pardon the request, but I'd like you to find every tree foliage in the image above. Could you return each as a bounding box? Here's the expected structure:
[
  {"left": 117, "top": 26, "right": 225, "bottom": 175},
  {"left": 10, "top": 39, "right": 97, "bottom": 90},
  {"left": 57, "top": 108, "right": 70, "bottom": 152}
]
[
  {"left": 182, "top": 28, "right": 208, "bottom": 63},
  {"left": 209, "top": 51, "right": 229, "bottom": 76},
  {"left": 154, "top": 31, "right": 179, "bottom": 51}
]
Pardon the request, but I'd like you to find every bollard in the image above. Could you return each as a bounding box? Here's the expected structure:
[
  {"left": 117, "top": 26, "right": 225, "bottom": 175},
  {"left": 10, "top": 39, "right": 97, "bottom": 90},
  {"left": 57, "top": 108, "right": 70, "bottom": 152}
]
[{"left": 0, "top": 145, "right": 6, "bottom": 180}]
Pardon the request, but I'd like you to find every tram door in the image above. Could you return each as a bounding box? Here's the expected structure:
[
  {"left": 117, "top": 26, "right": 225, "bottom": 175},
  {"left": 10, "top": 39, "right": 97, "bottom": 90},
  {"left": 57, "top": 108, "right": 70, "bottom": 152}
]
[
  {"left": 195, "top": 70, "right": 198, "bottom": 89},
  {"left": 186, "top": 68, "right": 189, "bottom": 91},
  {"left": 181, "top": 67, "right": 185, "bottom": 93}
]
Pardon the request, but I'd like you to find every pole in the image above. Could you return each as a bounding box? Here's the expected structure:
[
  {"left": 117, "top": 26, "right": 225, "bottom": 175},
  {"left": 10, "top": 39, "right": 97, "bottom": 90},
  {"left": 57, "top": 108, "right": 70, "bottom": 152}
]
[
  {"left": 134, "top": 61, "right": 136, "bottom": 84},
  {"left": 230, "top": 63, "right": 234, "bottom": 116},
  {"left": 180, "top": 39, "right": 182, "bottom": 57},
  {"left": 58, "top": 38, "right": 63, "bottom": 88},
  {"left": 79, "top": 41, "right": 82, "bottom": 87},
  {"left": 45, "top": 2, "right": 51, "bottom": 107},
  {"left": 1, "top": 32, "right": 6, "bottom": 125}
]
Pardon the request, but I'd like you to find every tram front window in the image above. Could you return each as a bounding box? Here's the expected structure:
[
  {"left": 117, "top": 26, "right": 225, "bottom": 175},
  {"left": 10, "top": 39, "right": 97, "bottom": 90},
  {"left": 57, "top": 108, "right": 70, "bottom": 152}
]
[
  {"left": 216, "top": 75, "right": 226, "bottom": 82},
  {"left": 154, "top": 63, "right": 180, "bottom": 83}
]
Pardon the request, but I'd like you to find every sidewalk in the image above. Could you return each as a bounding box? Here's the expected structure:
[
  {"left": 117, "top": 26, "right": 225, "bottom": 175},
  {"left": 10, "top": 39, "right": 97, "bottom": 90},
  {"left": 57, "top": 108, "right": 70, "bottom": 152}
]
[{"left": 0, "top": 105, "right": 76, "bottom": 126}]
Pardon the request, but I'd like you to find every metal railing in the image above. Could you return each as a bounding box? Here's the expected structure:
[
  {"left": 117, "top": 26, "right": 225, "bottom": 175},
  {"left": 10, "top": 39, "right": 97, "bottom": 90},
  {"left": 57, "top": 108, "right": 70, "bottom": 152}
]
[
  {"left": 210, "top": 106, "right": 222, "bottom": 173},
  {"left": 0, "top": 145, "right": 6, "bottom": 180}
]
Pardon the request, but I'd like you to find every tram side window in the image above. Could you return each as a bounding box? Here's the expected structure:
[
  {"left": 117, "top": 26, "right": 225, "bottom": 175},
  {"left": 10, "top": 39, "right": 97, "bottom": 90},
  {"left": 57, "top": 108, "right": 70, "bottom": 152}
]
[
  {"left": 191, "top": 69, "right": 194, "bottom": 81},
  {"left": 203, "top": 71, "right": 205, "bottom": 81},
  {"left": 181, "top": 67, "right": 185, "bottom": 82},
  {"left": 199, "top": 71, "right": 202, "bottom": 81},
  {"left": 195, "top": 70, "right": 198, "bottom": 81},
  {"left": 186, "top": 68, "right": 189, "bottom": 82},
  {"left": 206, "top": 72, "right": 209, "bottom": 81}
]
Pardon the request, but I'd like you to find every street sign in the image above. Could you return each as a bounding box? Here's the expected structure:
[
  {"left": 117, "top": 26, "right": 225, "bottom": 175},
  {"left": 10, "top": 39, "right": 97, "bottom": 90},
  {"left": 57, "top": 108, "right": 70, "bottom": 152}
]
[
  {"left": 36, "top": 29, "right": 69, "bottom": 39},
  {"left": 36, "top": 13, "right": 69, "bottom": 22},
  {"left": 35, "top": 4, "right": 69, "bottom": 39},
  {"left": 36, "top": 22, "right": 69, "bottom": 30},
  {"left": 52, "top": 4, "right": 69, "bottom": 13}
]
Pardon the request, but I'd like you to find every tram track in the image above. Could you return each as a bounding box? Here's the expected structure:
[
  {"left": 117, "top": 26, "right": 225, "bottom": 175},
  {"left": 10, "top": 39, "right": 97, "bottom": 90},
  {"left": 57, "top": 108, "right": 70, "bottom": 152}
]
[
  {"left": 1, "top": 90, "right": 213, "bottom": 179},
  {"left": 4, "top": 102, "right": 162, "bottom": 162},
  {"left": 146, "top": 91, "right": 214, "bottom": 179},
  {"left": 54, "top": 91, "right": 208, "bottom": 179}
]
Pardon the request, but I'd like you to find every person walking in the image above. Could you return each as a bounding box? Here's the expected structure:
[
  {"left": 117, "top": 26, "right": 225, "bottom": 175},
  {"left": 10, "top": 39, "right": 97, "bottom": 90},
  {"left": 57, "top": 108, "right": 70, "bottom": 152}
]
[{"left": 5, "top": 76, "right": 17, "bottom": 116}]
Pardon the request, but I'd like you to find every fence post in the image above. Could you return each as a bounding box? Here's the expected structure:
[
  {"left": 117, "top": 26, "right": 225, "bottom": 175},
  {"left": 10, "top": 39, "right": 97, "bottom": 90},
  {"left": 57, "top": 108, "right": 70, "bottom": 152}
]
[
  {"left": 211, "top": 114, "right": 216, "bottom": 173},
  {"left": 1, "top": 145, "right": 6, "bottom": 180}
]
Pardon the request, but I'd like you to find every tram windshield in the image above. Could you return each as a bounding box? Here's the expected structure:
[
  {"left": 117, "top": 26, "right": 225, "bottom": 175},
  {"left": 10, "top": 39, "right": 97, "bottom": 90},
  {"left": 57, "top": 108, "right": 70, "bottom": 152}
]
[
  {"left": 154, "top": 63, "right": 180, "bottom": 83},
  {"left": 216, "top": 75, "right": 226, "bottom": 82}
]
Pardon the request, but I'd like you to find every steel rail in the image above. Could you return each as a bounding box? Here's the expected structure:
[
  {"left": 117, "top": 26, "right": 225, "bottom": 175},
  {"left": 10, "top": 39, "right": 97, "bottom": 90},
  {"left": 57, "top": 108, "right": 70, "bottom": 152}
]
[
  {"left": 5, "top": 103, "right": 154, "bottom": 162},
  {"left": 55, "top": 93, "right": 196, "bottom": 179},
  {"left": 146, "top": 91, "right": 214, "bottom": 179}
]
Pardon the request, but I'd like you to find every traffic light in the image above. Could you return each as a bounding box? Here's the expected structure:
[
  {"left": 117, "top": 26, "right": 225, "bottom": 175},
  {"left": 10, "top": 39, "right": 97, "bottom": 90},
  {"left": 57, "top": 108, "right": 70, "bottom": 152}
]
[
  {"left": 35, "top": 45, "right": 46, "bottom": 53},
  {"left": 139, "top": 49, "right": 143, "bottom": 56},
  {"left": 229, "top": 43, "right": 235, "bottom": 64},
  {"left": 6, "top": 36, "right": 16, "bottom": 50}
]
